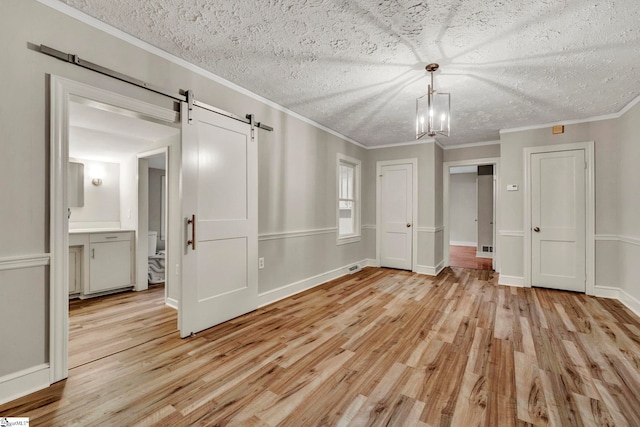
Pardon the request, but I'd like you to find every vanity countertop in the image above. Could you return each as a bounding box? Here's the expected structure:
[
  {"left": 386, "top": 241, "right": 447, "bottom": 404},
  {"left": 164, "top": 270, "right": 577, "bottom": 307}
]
[{"left": 69, "top": 228, "right": 135, "bottom": 234}]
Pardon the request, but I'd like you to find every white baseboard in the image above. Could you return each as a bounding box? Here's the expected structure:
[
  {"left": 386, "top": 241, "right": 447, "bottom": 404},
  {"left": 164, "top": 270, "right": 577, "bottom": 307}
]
[
  {"left": 619, "top": 288, "right": 640, "bottom": 317},
  {"left": 0, "top": 364, "right": 50, "bottom": 406},
  {"left": 364, "top": 258, "right": 379, "bottom": 267},
  {"left": 593, "top": 285, "right": 620, "bottom": 299},
  {"left": 258, "top": 259, "right": 369, "bottom": 307},
  {"left": 476, "top": 251, "right": 493, "bottom": 259},
  {"left": 415, "top": 261, "right": 445, "bottom": 276},
  {"left": 449, "top": 241, "right": 477, "bottom": 247},
  {"left": 594, "top": 285, "right": 640, "bottom": 317},
  {"left": 498, "top": 274, "right": 525, "bottom": 287},
  {"left": 165, "top": 297, "right": 178, "bottom": 310}
]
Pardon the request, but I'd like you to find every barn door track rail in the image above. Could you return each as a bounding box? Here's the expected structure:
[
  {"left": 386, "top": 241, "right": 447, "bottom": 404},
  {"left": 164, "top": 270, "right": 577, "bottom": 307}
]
[{"left": 35, "top": 44, "right": 273, "bottom": 132}]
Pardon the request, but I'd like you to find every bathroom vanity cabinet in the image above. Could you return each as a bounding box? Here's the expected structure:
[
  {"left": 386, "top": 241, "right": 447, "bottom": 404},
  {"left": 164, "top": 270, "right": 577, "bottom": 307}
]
[{"left": 69, "top": 230, "right": 134, "bottom": 298}]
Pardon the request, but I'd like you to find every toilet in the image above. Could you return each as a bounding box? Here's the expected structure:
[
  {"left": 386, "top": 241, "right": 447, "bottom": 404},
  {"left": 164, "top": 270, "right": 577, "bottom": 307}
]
[{"left": 147, "top": 231, "right": 165, "bottom": 284}]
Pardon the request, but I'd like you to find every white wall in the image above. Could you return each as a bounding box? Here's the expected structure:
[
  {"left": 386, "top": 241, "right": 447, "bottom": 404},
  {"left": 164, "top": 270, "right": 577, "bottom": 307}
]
[
  {"left": 148, "top": 168, "right": 165, "bottom": 251},
  {"left": 449, "top": 173, "right": 477, "bottom": 246},
  {"left": 69, "top": 159, "right": 120, "bottom": 227}
]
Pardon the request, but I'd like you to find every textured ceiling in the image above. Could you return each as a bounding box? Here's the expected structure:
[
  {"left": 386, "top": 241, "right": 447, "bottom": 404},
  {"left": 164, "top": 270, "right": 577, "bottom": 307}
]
[{"left": 58, "top": 0, "right": 640, "bottom": 147}]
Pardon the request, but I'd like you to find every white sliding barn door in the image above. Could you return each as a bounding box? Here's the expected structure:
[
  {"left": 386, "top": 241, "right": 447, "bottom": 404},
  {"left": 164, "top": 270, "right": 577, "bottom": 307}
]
[
  {"left": 180, "top": 102, "right": 258, "bottom": 337},
  {"left": 531, "top": 149, "right": 586, "bottom": 292},
  {"left": 379, "top": 163, "right": 414, "bottom": 270}
]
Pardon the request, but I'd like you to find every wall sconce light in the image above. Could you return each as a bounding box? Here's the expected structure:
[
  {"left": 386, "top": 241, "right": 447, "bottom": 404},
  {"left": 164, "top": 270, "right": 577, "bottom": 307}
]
[
  {"left": 92, "top": 178, "right": 103, "bottom": 186},
  {"left": 416, "top": 63, "right": 451, "bottom": 139}
]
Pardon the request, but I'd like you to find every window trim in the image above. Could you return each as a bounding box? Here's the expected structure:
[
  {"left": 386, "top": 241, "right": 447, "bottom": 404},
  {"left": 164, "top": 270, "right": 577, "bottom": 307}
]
[{"left": 336, "top": 153, "right": 361, "bottom": 245}]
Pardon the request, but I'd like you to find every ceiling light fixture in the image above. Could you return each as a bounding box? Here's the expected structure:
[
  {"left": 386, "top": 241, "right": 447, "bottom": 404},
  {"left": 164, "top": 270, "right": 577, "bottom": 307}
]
[{"left": 416, "top": 63, "right": 450, "bottom": 139}]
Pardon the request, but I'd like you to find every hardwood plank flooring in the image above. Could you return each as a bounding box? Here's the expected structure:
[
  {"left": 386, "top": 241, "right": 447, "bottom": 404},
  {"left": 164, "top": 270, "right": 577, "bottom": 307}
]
[
  {"left": 3, "top": 267, "right": 640, "bottom": 426},
  {"left": 450, "top": 245, "right": 493, "bottom": 270},
  {"left": 68, "top": 284, "right": 175, "bottom": 368}
]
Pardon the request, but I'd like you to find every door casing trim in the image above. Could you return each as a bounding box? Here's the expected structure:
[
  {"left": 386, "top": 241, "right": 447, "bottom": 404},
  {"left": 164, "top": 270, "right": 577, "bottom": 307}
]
[
  {"left": 49, "top": 75, "right": 178, "bottom": 384},
  {"left": 523, "top": 141, "right": 595, "bottom": 294},
  {"left": 443, "top": 157, "right": 501, "bottom": 272}
]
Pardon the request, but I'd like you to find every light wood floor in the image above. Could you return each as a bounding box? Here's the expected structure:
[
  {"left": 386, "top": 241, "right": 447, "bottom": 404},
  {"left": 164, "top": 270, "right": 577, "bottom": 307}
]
[
  {"left": 450, "top": 245, "right": 493, "bottom": 270},
  {"left": 2, "top": 267, "right": 640, "bottom": 426},
  {"left": 68, "top": 284, "right": 174, "bottom": 369}
]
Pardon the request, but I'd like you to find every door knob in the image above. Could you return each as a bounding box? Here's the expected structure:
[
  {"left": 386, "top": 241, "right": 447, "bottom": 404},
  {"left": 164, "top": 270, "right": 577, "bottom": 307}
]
[
  {"left": 533, "top": 227, "right": 540, "bottom": 232},
  {"left": 406, "top": 223, "right": 412, "bottom": 228}
]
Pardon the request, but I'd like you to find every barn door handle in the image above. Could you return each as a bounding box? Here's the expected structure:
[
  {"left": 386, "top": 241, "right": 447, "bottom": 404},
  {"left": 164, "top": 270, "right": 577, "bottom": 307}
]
[
  {"left": 187, "top": 215, "right": 196, "bottom": 250},
  {"left": 533, "top": 226, "right": 540, "bottom": 232}
]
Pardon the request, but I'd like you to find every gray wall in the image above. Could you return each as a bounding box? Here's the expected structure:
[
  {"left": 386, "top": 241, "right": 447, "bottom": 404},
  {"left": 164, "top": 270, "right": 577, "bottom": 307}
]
[
  {"left": 257, "top": 121, "right": 369, "bottom": 293},
  {"left": 498, "top": 116, "right": 622, "bottom": 285},
  {"left": 364, "top": 142, "right": 443, "bottom": 269},
  {"left": 443, "top": 143, "right": 500, "bottom": 163},
  {"left": 615, "top": 102, "right": 640, "bottom": 300}
]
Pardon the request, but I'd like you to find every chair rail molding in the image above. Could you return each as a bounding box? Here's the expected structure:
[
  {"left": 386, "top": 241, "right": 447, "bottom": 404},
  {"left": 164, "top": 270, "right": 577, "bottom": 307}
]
[
  {"left": 418, "top": 226, "right": 444, "bottom": 233},
  {"left": 0, "top": 253, "right": 50, "bottom": 271},
  {"left": 258, "top": 227, "right": 337, "bottom": 241},
  {"left": 498, "top": 230, "right": 525, "bottom": 237},
  {"left": 595, "top": 234, "right": 640, "bottom": 247}
]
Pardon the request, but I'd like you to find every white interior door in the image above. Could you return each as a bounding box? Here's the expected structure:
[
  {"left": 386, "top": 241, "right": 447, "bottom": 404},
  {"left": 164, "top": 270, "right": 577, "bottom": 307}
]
[
  {"left": 380, "top": 163, "right": 413, "bottom": 270},
  {"left": 531, "top": 149, "right": 586, "bottom": 292},
  {"left": 180, "top": 103, "right": 258, "bottom": 337}
]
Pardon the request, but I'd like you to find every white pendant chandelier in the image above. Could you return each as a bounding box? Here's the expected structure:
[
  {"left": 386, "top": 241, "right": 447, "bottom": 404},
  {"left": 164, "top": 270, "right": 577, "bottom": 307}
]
[{"left": 416, "top": 63, "right": 450, "bottom": 139}]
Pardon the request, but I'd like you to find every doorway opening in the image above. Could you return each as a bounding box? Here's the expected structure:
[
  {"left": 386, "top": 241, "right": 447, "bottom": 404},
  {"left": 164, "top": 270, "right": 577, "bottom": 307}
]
[
  {"left": 66, "top": 98, "right": 180, "bottom": 368},
  {"left": 443, "top": 158, "right": 500, "bottom": 272},
  {"left": 51, "top": 76, "right": 181, "bottom": 382}
]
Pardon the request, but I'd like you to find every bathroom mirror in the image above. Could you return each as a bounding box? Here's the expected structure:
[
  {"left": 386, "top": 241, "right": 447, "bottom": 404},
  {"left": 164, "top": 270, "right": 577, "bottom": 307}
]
[{"left": 68, "top": 161, "right": 84, "bottom": 207}]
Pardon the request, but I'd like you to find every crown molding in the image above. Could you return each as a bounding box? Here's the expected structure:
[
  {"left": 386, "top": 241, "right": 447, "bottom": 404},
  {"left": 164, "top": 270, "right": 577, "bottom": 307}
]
[
  {"left": 442, "top": 140, "right": 500, "bottom": 150},
  {"left": 36, "top": 0, "right": 367, "bottom": 150},
  {"left": 499, "top": 92, "right": 640, "bottom": 135},
  {"left": 367, "top": 138, "right": 437, "bottom": 150},
  {"left": 618, "top": 92, "right": 640, "bottom": 116}
]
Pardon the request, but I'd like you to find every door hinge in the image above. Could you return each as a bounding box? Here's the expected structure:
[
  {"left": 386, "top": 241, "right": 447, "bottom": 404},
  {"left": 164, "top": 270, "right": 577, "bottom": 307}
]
[
  {"left": 186, "top": 90, "right": 195, "bottom": 124},
  {"left": 584, "top": 161, "right": 587, "bottom": 170}
]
